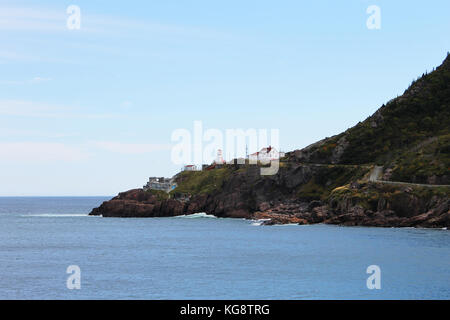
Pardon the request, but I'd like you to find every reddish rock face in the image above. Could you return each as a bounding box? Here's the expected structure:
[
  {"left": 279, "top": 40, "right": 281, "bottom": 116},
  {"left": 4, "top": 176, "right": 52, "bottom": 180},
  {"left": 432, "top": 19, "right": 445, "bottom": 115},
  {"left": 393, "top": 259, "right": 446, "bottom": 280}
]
[
  {"left": 90, "top": 189, "right": 192, "bottom": 218},
  {"left": 89, "top": 160, "right": 449, "bottom": 227},
  {"left": 90, "top": 186, "right": 449, "bottom": 228},
  {"left": 89, "top": 188, "right": 254, "bottom": 219}
]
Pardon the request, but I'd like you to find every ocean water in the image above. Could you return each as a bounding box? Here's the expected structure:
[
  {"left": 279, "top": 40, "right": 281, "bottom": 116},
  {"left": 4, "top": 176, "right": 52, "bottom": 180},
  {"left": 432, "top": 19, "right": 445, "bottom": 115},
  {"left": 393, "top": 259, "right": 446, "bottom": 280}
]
[{"left": 0, "top": 197, "right": 449, "bottom": 300}]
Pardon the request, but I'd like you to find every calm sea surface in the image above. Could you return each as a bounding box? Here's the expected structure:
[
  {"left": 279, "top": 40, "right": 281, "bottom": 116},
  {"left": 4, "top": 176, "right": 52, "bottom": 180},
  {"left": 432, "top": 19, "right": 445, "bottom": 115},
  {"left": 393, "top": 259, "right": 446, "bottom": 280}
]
[{"left": 0, "top": 197, "right": 448, "bottom": 299}]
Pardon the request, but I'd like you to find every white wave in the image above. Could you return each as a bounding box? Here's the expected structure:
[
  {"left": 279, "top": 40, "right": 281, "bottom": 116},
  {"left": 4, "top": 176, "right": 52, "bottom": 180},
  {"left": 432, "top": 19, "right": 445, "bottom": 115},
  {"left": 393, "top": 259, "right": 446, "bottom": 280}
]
[
  {"left": 250, "top": 219, "right": 271, "bottom": 226},
  {"left": 175, "top": 212, "right": 217, "bottom": 219},
  {"left": 250, "top": 219, "right": 303, "bottom": 227},
  {"left": 22, "top": 213, "right": 89, "bottom": 217}
]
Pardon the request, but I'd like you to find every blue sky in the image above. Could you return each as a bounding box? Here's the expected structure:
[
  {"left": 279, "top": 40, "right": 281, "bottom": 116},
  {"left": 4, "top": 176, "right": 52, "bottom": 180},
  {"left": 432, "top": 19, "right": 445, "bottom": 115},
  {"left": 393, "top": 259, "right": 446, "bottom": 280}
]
[{"left": 0, "top": 0, "right": 449, "bottom": 196}]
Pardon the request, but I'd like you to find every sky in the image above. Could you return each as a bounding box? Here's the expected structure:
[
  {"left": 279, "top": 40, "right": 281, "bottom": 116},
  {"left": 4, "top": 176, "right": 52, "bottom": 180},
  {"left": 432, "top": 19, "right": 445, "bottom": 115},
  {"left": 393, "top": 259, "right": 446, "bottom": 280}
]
[{"left": 0, "top": 0, "right": 449, "bottom": 196}]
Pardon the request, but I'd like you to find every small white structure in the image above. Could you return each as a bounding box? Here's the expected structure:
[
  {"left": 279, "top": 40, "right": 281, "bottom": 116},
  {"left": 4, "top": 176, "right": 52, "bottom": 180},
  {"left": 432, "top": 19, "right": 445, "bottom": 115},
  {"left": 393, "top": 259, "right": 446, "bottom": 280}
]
[
  {"left": 249, "top": 146, "right": 285, "bottom": 162},
  {"left": 214, "top": 149, "right": 225, "bottom": 164},
  {"left": 143, "top": 177, "right": 177, "bottom": 192},
  {"left": 183, "top": 164, "right": 197, "bottom": 171}
]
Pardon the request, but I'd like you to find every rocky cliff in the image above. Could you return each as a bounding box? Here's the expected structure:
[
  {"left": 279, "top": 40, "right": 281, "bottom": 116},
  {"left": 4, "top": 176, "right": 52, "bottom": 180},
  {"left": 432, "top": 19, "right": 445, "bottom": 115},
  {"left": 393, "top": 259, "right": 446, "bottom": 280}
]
[
  {"left": 90, "top": 54, "right": 450, "bottom": 228},
  {"left": 90, "top": 166, "right": 449, "bottom": 228}
]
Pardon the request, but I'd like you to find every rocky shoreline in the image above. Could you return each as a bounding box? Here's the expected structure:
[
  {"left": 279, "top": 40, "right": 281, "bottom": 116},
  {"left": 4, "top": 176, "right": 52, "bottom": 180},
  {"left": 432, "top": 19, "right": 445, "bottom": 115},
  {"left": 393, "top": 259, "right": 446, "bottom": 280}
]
[{"left": 89, "top": 186, "right": 450, "bottom": 228}]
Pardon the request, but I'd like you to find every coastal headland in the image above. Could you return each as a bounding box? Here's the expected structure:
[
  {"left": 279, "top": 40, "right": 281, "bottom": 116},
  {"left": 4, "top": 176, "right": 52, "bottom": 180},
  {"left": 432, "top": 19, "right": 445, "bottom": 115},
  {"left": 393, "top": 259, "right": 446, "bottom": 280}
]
[{"left": 90, "top": 54, "right": 450, "bottom": 228}]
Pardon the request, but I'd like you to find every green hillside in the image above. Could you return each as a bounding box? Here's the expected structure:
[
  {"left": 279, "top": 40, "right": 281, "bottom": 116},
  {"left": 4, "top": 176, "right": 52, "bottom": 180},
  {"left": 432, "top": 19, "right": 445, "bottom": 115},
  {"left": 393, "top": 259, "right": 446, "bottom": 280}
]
[{"left": 293, "top": 53, "right": 450, "bottom": 184}]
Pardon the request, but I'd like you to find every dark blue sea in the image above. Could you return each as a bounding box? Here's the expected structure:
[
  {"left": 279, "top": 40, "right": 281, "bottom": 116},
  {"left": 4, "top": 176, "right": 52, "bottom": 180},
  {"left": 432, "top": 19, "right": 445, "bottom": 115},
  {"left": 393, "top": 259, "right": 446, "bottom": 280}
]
[{"left": 0, "top": 197, "right": 448, "bottom": 299}]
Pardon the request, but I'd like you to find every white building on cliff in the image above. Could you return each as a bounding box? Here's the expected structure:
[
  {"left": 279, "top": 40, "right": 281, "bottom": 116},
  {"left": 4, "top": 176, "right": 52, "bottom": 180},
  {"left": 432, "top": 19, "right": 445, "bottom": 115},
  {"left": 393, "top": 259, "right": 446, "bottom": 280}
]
[{"left": 249, "top": 146, "right": 285, "bottom": 163}]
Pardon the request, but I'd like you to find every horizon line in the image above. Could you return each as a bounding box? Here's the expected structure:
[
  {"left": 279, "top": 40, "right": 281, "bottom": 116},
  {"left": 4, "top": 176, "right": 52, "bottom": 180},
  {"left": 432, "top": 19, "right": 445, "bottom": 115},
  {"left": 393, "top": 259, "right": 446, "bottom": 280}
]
[{"left": 0, "top": 195, "right": 114, "bottom": 197}]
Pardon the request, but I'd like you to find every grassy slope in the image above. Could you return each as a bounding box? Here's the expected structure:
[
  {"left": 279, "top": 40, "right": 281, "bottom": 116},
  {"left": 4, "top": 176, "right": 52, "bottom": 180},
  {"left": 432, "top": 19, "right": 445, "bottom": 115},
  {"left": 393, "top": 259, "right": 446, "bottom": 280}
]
[
  {"left": 390, "top": 134, "right": 450, "bottom": 183},
  {"left": 171, "top": 168, "right": 232, "bottom": 196},
  {"left": 295, "top": 165, "right": 368, "bottom": 201}
]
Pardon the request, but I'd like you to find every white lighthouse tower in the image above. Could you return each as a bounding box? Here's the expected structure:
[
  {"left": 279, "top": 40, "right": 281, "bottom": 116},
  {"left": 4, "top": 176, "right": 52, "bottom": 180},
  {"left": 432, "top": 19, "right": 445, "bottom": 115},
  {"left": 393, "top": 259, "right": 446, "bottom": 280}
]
[{"left": 215, "top": 149, "right": 225, "bottom": 164}]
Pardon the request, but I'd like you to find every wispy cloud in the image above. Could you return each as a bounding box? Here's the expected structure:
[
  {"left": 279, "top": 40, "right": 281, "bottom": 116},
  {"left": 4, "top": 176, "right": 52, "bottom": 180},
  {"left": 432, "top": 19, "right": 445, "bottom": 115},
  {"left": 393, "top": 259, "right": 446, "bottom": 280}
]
[
  {"left": 0, "top": 100, "right": 120, "bottom": 119},
  {"left": 0, "top": 76, "right": 52, "bottom": 85},
  {"left": 0, "top": 140, "right": 170, "bottom": 163},
  {"left": 0, "top": 50, "right": 39, "bottom": 63},
  {"left": 31, "top": 76, "right": 52, "bottom": 83},
  {"left": 0, "top": 142, "right": 89, "bottom": 162},
  {"left": 0, "top": 7, "right": 66, "bottom": 32},
  {"left": 0, "top": 5, "right": 233, "bottom": 64},
  {"left": 0, "top": 5, "right": 230, "bottom": 39},
  {"left": 0, "top": 127, "right": 79, "bottom": 139},
  {"left": 0, "top": 49, "right": 77, "bottom": 64},
  {"left": 91, "top": 141, "right": 172, "bottom": 154},
  {"left": 83, "top": 13, "right": 232, "bottom": 39}
]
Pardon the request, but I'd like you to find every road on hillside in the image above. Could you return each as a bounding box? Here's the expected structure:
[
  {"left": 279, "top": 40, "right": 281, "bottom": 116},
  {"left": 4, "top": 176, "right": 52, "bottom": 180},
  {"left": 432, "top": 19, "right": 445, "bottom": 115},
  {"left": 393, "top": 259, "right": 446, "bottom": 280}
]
[{"left": 297, "top": 162, "right": 449, "bottom": 188}]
